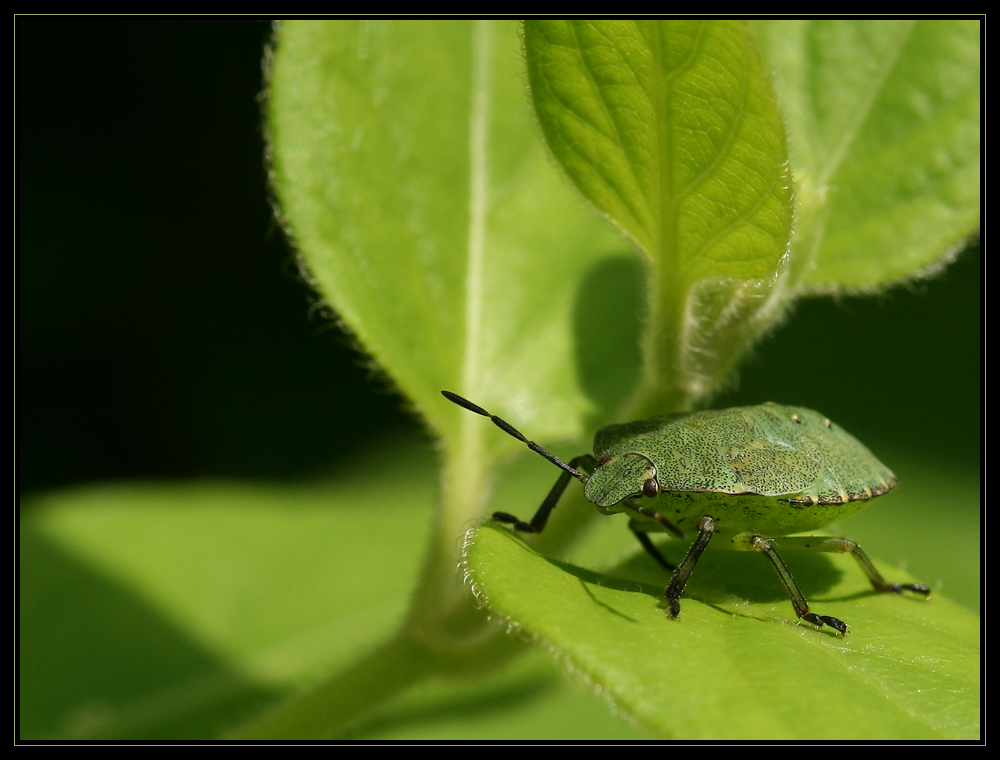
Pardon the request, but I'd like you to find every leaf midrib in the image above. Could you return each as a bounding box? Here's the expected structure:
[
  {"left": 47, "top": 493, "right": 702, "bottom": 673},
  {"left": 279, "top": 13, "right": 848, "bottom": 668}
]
[{"left": 461, "top": 19, "right": 493, "bottom": 400}]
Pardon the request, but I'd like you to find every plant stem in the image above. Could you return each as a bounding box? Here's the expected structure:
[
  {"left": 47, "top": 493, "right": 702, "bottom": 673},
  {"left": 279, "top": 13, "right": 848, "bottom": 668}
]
[
  {"left": 230, "top": 632, "right": 434, "bottom": 740},
  {"left": 231, "top": 433, "right": 530, "bottom": 740}
]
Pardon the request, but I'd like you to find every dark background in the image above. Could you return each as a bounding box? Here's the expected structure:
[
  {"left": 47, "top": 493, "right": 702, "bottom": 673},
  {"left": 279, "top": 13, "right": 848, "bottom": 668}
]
[{"left": 19, "top": 19, "right": 980, "bottom": 495}]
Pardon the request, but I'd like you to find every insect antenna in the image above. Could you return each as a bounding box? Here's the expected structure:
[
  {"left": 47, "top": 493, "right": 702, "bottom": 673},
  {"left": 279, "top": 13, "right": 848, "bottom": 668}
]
[{"left": 441, "top": 390, "right": 586, "bottom": 480}]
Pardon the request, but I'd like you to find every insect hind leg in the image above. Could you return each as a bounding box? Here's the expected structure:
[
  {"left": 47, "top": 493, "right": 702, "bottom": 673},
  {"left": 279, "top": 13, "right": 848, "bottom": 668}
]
[
  {"left": 774, "top": 536, "right": 931, "bottom": 597},
  {"left": 744, "top": 535, "right": 849, "bottom": 636}
]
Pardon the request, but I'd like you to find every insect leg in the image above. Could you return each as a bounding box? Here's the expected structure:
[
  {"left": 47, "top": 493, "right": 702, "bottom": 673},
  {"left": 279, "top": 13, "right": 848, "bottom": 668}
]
[
  {"left": 622, "top": 500, "right": 685, "bottom": 572},
  {"left": 663, "top": 515, "right": 716, "bottom": 618},
  {"left": 492, "top": 454, "right": 597, "bottom": 534},
  {"left": 744, "top": 535, "right": 849, "bottom": 636},
  {"left": 774, "top": 536, "right": 931, "bottom": 597},
  {"left": 624, "top": 500, "right": 686, "bottom": 539},
  {"left": 629, "top": 522, "right": 676, "bottom": 572}
]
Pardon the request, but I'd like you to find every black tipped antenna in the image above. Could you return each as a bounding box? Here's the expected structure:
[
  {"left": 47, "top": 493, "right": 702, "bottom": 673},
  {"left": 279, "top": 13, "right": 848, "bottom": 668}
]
[{"left": 441, "top": 390, "right": 585, "bottom": 480}]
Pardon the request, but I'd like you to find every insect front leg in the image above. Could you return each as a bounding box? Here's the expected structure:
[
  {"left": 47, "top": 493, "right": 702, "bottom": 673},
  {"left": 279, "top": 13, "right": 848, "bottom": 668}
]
[
  {"left": 726, "top": 533, "right": 849, "bottom": 635},
  {"left": 623, "top": 499, "right": 686, "bottom": 573},
  {"left": 663, "top": 515, "right": 716, "bottom": 619},
  {"left": 492, "top": 454, "right": 598, "bottom": 534},
  {"left": 629, "top": 522, "right": 676, "bottom": 573},
  {"left": 774, "top": 536, "right": 931, "bottom": 597}
]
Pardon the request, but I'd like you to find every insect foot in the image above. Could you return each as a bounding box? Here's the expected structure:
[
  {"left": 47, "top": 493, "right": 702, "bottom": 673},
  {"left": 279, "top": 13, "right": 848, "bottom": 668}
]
[
  {"left": 801, "top": 612, "right": 849, "bottom": 636},
  {"left": 491, "top": 512, "right": 538, "bottom": 533},
  {"left": 749, "top": 535, "right": 853, "bottom": 636}
]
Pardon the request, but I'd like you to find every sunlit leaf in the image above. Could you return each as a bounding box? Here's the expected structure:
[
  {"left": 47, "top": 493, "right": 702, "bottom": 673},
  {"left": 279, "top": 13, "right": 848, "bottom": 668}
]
[
  {"left": 753, "top": 19, "right": 980, "bottom": 288},
  {"left": 525, "top": 20, "right": 794, "bottom": 414},
  {"left": 268, "top": 20, "right": 635, "bottom": 449},
  {"left": 466, "top": 519, "right": 979, "bottom": 740}
]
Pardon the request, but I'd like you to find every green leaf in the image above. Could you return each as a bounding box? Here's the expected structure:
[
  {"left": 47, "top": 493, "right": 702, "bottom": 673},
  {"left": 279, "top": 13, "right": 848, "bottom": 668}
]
[
  {"left": 524, "top": 20, "right": 794, "bottom": 414},
  {"left": 337, "top": 649, "right": 651, "bottom": 740},
  {"left": 752, "top": 19, "right": 981, "bottom": 289},
  {"left": 463, "top": 441, "right": 980, "bottom": 740},
  {"left": 19, "top": 439, "right": 650, "bottom": 740},
  {"left": 268, "top": 23, "right": 649, "bottom": 642},
  {"left": 268, "top": 20, "right": 635, "bottom": 448},
  {"left": 268, "top": 20, "right": 654, "bottom": 675},
  {"left": 19, "top": 438, "right": 435, "bottom": 739},
  {"left": 466, "top": 518, "right": 979, "bottom": 740}
]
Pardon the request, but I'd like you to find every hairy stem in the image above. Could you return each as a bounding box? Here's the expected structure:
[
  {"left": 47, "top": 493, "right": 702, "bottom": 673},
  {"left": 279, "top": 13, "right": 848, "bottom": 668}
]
[{"left": 230, "top": 632, "right": 433, "bottom": 740}]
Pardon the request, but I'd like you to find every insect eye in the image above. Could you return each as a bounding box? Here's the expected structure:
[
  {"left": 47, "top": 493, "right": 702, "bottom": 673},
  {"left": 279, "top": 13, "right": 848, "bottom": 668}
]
[{"left": 642, "top": 478, "right": 659, "bottom": 498}]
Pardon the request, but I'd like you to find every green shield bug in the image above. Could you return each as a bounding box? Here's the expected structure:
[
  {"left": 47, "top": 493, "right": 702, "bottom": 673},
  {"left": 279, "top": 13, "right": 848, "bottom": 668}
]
[{"left": 442, "top": 390, "right": 930, "bottom": 635}]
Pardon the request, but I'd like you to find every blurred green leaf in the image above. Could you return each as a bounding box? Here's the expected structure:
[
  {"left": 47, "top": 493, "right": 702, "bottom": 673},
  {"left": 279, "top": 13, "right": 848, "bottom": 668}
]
[
  {"left": 20, "top": 438, "right": 435, "bottom": 738},
  {"left": 753, "top": 19, "right": 980, "bottom": 289},
  {"left": 831, "top": 445, "right": 980, "bottom": 614},
  {"left": 338, "top": 649, "right": 651, "bottom": 740},
  {"left": 20, "top": 438, "right": 651, "bottom": 740}
]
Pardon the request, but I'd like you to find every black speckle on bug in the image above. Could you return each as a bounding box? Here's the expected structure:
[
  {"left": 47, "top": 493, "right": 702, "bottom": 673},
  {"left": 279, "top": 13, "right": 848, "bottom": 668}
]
[
  {"left": 869, "top": 477, "right": 898, "bottom": 497},
  {"left": 817, "top": 495, "right": 847, "bottom": 505}
]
